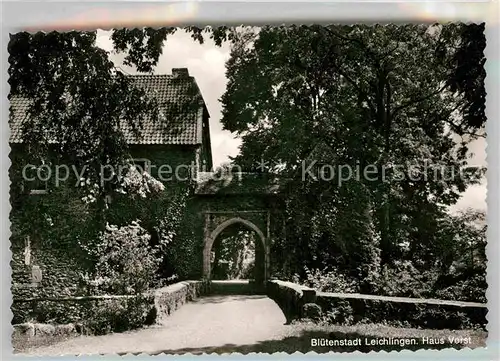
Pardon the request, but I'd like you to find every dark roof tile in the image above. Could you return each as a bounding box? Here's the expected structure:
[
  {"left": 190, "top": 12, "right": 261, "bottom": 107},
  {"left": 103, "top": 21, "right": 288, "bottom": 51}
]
[{"left": 9, "top": 72, "right": 206, "bottom": 145}]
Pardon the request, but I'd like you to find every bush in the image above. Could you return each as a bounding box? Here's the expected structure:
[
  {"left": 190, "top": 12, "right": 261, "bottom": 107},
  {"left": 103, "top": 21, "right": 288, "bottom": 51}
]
[
  {"left": 118, "top": 165, "right": 165, "bottom": 199},
  {"left": 109, "top": 173, "right": 190, "bottom": 283},
  {"left": 11, "top": 295, "right": 157, "bottom": 335},
  {"left": 294, "top": 266, "right": 358, "bottom": 293},
  {"left": 372, "top": 261, "right": 437, "bottom": 299},
  {"left": 324, "top": 300, "right": 354, "bottom": 326},
  {"left": 11, "top": 299, "right": 82, "bottom": 325},
  {"left": 372, "top": 261, "right": 487, "bottom": 304},
  {"left": 302, "top": 303, "right": 323, "bottom": 320},
  {"left": 80, "top": 221, "right": 160, "bottom": 295},
  {"left": 434, "top": 268, "right": 487, "bottom": 303},
  {"left": 83, "top": 295, "right": 155, "bottom": 335}
]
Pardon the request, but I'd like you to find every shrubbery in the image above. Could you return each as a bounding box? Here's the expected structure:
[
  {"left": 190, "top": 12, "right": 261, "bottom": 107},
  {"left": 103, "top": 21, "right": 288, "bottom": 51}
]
[
  {"left": 433, "top": 266, "right": 487, "bottom": 303},
  {"left": 108, "top": 166, "right": 190, "bottom": 283},
  {"left": 79, "top": 221, "right": 160, "bottom": 295},
  {"left": 292, "top": 258, "right": 486, "bottom": 306},
  {"left": 83, "top": 296, "right": 155, "bottom": 335},
  {"left": 11, "top": 296, "right": 156, "bottom": 334},
  {"left": 288, "top": 207, "right": 487, "bottom": 307},
  {"left": 294, "top": 266, "right": 358, "bottom": 294},
  {"left": 11, "top": 300, "right": 82, "bottom": 325},
  {"left": 323, "top": 300, "right": 354, "bottom": 326},
  {"left": 373, "top": 261, "right": 437, "bottom": 299}
]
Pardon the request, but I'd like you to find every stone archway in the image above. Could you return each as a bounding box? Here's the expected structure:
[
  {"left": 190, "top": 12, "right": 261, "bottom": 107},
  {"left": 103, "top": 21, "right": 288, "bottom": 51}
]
[{"left": 203, "top": 216, "right": 269, "bottom": 282}]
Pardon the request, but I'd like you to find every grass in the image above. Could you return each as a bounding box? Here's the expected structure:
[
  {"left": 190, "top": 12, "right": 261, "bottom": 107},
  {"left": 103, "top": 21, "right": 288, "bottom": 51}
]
[{"left": 148, "top": 322, "right": 487, "bottom": 355}]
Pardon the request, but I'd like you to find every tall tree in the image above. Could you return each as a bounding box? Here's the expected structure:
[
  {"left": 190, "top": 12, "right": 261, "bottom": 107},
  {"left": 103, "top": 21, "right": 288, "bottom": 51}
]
[{"left": 217, "top": 24, "right": 485, "bottom": 282}]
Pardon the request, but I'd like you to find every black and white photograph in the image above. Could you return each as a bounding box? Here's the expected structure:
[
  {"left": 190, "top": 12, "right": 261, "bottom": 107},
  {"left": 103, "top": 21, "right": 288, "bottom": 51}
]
[{"left": 8, "top": 21, "right": 488, "bottom": 355}]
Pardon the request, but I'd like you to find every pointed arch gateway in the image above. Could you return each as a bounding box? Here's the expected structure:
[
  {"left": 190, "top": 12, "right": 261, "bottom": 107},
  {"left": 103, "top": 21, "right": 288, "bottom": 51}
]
[{"left": 203, "top": 214, "right": 270, "bottom": 282}]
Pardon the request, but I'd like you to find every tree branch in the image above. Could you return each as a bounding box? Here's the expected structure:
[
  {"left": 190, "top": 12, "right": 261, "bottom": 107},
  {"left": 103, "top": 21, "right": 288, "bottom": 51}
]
[{"left": 392, "top": 84, "right": 447, "bottom": 117}]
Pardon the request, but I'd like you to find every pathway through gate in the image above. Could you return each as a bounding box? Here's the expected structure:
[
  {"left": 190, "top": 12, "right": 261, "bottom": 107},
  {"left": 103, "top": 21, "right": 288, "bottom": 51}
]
[{"left": 20, "top": 294, "right": 288, "bottom": 356}]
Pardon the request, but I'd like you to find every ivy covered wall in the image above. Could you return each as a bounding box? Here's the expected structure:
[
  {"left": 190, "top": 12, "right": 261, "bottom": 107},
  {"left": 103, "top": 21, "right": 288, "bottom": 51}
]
[
  {"left": 10, "top": 143, "right": 200, "bottom": 303},
  {"left": 10, "top": 142, "right": 284, "bottom": 307}
]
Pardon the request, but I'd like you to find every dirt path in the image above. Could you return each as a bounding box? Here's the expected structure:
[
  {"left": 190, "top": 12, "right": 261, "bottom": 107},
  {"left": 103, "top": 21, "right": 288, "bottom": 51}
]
[{"left": 21, "top": 295, "right": 289, "bottom": 356}]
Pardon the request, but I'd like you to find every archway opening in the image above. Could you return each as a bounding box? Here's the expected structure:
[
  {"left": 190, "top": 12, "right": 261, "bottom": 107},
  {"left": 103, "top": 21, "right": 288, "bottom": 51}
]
[{"left": 208, "top": 220, "right": 266, "bottom": 284}]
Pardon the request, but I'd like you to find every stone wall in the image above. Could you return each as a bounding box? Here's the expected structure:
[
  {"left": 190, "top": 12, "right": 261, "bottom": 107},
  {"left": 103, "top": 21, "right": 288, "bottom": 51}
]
[
  {"left": 12, "top": 280, "right": 209, "bottom": 326},
  {"left": 316, "top": 291, "right": 487, "bottom": 330},
  {"left": 11, "top": 280, "right": 208, "bottom": 350},
  {"left": 266, "top": 280, "right": 317, "bottom": 323},
  {"left": 266, "top": 280, "right": 487, "bottom": 330},
  {"left": 151, "top": 281, "right": 208, "bottom": 321},
  {"left": 13, "top": 295, "right": 153, "bottom": 325},
  {"left": 11, "top": 295, "right": 155, "bottom": 351},
  {"left": 11, "top": 246, "right": 83, "bottom": 323}
]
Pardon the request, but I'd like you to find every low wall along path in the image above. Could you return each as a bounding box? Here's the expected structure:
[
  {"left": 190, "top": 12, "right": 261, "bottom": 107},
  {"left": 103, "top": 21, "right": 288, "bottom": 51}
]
[
  {"left": 12, "top": 279, "right": 488, "bottom": 355},
  {"left": 266, "top": 280, "right": 487, "bottom": 329}
]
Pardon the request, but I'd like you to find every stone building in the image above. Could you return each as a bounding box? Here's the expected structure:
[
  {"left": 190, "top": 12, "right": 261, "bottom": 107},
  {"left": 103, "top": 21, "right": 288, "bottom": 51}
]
[
  {"left": 9, "top": 69, "right": 276, "bottom": 317},
  {"left": 8, "top": 69, "right": 215, "bottom": 306},
  {"left": 9, "top": 68, "right": 213, "bottom": 192}
]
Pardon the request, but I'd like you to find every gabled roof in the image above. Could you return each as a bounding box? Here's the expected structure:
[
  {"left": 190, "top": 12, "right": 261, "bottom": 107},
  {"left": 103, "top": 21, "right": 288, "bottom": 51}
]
[{"left": 9, "top": 69, "right": 208, "bottom": 145}]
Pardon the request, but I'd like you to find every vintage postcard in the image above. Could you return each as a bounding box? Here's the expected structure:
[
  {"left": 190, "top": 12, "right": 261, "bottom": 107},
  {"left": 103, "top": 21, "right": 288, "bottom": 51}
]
[{"left": 9, "top": 24, "right": 487, "bottom": 355}]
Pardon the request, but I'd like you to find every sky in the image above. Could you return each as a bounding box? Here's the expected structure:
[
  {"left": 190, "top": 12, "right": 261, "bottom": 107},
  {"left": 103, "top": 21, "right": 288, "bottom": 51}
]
[
  {"left": 96, "top": 30, "right": 240, "bottom": 168},
  {"left": 96, "top": 30, "right": 487, "bottom": 214}
]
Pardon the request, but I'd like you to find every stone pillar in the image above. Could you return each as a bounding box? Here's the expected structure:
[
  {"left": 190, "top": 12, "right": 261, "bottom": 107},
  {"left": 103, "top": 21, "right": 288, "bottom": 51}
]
[
  {"left": 202, "top": 213, "right": 212, "bottom": 279},
  {"left": 202, "top": 238, "right": 211, "bottom": 279}
]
